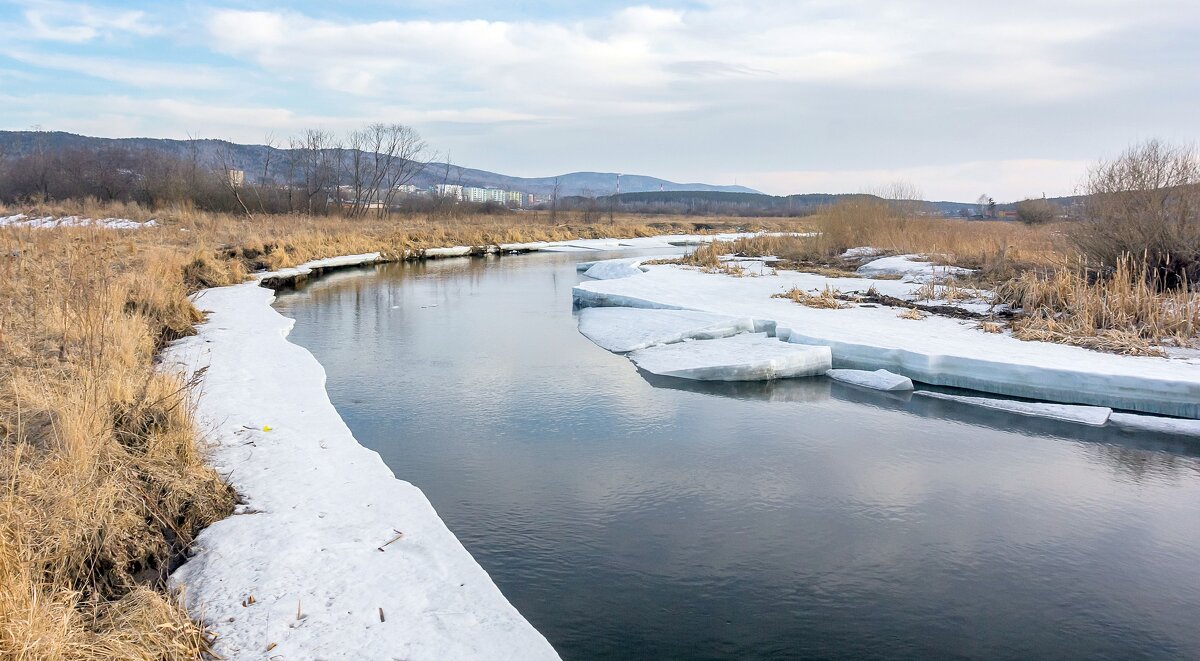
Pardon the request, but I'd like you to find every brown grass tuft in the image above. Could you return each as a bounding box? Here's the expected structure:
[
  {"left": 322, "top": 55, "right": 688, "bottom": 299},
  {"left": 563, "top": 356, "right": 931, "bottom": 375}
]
[{"left": 773, "top": 285, "right": 846, "bottom": 309}]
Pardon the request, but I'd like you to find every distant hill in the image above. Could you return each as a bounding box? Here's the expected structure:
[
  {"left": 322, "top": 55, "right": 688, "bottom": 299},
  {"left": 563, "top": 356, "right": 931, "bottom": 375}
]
[{"left": 0, "top": 131, "right": 759, "bottom": 197}]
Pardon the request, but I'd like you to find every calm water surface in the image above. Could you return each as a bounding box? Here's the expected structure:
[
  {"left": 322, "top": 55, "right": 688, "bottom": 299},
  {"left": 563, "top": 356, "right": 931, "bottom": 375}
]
[{"left": 273, "top": 251, "right": 1200, "bottom": 660}]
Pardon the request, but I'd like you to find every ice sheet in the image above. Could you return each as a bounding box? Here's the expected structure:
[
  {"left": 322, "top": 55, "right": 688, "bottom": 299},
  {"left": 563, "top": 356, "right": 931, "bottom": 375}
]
[
  {"left": 629, "top": 334, "right": 832, "bottom": 381},
  {"left": 578, "top": 307, "right": 759, "bottom": 352},
  {"left": 914, "top": 391, "right": 1113, "bottom": 426},
  {"left": 826, "top": 368, "right": 914, "bottom": 391},
  {"left": 573, "top": 264, "right": 1200, "bottom": 417}
]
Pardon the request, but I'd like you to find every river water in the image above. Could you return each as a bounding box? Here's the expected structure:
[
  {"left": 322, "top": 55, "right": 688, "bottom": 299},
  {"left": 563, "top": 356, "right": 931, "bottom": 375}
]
[{"left": 273, "top": 250, "right": 1200, "bottom": 660}]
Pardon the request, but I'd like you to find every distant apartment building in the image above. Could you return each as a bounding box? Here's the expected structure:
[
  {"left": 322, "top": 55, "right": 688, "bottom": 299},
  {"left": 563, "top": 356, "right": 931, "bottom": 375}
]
[
  {"left": 226, "top": 169, "right": 245, "bottom": 188},
  {"left": 462, "top": 186, "right": 489, "bottom": 203},
  {"left": 434, "top": 184, "right": 463, "bottom": 200},
  {"left": 506, "top": 190, "right": 524, "bottom": 206},
  {"left": 463, "top": 187, "right": 514, "bottom": 204},
  {"left": 393, "top": 184, "right": 419, "bottom": 196}
]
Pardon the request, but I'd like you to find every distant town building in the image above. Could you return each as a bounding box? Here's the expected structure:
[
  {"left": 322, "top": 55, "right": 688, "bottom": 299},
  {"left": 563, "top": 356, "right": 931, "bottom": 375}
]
[
  {"left": 506, "top": 190, "right": 524, "bottom": 206},
  {"left": 393, "top": 184, "right": 419, "bottom": 196},
  {"left": 226, "top": 169, "right": 245, "bottom": 188},
  {"left": 434, "top": 184, "right": 463, "bottom": 200}
]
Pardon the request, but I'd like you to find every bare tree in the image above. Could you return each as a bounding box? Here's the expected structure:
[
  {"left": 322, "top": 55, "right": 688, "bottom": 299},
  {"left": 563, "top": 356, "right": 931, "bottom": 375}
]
[
  {"left": 870, "top": 180, "right": 926, "bottom": 216},
  {"left": 1076, "top": 139, "right": 1200, "bottom": 286},
  {"left": 215, "top": 141, "right": 253, "bottom": 219},
  {"left": 252, "top": 133, "right": 278, "bottom": 214},
  {"left": 288, "top": 129, "right": 340, "bottom": 215},
  {"left": 550, "top": 177, "right": 561, "bottom": 223}
]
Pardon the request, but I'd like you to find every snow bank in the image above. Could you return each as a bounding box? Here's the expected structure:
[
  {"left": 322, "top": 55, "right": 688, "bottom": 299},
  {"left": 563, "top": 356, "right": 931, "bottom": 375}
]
[
  {"left": 826, "top": 368, "right": 913, "bottom": 391},
  {"left": 629, "top": 334, "right": 832, "bottom": 381},
  {"left": 163, "top": 262, "right": 557, "bottom": 660},
  {"left": 856, "top": 254, "right": 973, "bottom": 282},
  {"left": 578, "top": 307, "right": 760, "bottom": 353},
  {"left": 0, "top": 213, "right": 158, "bottom": 229},
  {"left": 914, "top": 391, "right": 1112, "bottom": 426},
  {"left": 573, "top": 264, "right": 1200, "bottom": 418}
]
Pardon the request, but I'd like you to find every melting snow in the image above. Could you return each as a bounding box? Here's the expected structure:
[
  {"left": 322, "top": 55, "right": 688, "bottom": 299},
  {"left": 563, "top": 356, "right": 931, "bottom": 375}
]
[{"left": 856, "top": 254, "right": 973, "bottom": 282}]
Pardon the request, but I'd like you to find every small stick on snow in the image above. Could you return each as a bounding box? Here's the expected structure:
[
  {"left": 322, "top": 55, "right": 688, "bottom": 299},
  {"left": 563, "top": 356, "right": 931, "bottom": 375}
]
[
  {"left": 379, "top": 607, "right": 386, "bottom": 623},
  {"left": 296, "top": 599, "right": 303, "bottom": 620},
  {"left": 377, "top": 530, "right": 404, "bottom": 551}
]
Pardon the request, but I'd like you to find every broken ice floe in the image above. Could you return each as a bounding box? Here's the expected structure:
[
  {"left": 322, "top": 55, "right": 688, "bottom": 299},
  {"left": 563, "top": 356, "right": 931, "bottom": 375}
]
[
  {"left": 826, "top": 368, "right": 914, "bottom": 391},
  {"left": 629, "top": 334, "right": 832, "bottom": 381},
  {"left": 580, "top": 257, "right": 653, "bottom": 280},
  {"left": 578, "top": 307, "right": 762, "bottom": 353},
  {"left": 914, "top": 391, "right": 1112, "bottom": 426}
]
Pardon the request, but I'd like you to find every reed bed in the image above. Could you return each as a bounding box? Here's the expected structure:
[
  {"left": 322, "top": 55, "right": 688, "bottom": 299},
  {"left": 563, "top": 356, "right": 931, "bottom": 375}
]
[{"left": 995, "top": 256, "right": 1200, "bottom": 356}]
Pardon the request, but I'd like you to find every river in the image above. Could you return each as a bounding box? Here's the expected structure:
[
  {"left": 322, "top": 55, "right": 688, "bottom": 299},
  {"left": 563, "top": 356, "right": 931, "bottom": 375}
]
[{"left": 273, "top": 249, "right": 1200, "bottom": 660}]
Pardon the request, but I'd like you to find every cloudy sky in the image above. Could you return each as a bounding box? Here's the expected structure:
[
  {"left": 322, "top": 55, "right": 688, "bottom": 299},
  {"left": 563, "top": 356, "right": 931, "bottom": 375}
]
[{"left": 0, "top": 0, "right": 1197, "bottom": 201}]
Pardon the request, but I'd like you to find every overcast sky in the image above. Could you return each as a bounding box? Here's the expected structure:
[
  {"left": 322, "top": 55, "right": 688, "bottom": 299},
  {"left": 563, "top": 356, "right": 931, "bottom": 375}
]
[{"left": 0, "top": 0, "right": 1197, "bottom": 201}]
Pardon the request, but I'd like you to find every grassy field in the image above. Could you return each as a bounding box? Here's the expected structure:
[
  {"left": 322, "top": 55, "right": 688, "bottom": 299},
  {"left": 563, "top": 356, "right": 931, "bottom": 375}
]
[
  {"left": 0, "top": 202, "right": 798, "bottom": 659},
  {"left": 1, "top": 198, "right": 1195, "bottom": 657}
]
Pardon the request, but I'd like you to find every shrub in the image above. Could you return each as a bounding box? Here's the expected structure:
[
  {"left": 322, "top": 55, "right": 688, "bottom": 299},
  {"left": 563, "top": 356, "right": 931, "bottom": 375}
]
[
  {"left": 1074, "top": 139, "right": 1200, "bottom": 287},
  {"left": 1015, "top": 198, "right": 1059, "bottom": 225}
]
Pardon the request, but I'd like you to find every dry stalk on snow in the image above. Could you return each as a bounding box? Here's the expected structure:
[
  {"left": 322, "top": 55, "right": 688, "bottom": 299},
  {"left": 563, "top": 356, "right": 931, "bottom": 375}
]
[{"left": 773, "top": 285, "right": 846, "bottom": 309}]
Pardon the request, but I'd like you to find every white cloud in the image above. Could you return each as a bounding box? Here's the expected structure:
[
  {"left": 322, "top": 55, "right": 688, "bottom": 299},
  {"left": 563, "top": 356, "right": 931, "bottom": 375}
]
[
  {"left": 2, "top": 50, "right": 229, "bottom": 89},
  {"left": 20, "top": 0, "right": 159, "bottom": 43}
]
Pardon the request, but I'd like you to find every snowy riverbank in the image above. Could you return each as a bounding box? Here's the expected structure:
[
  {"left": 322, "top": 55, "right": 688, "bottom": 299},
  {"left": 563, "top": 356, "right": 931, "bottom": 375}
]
[
  {"left": 163, "top": 253, "right": 558, "bottom": 660},
  {"left": 573, "top": 258, "right": 1200, "bottom": 422},
  {"left": 160, "top": 234, "right": 766, "bottom": 658}
]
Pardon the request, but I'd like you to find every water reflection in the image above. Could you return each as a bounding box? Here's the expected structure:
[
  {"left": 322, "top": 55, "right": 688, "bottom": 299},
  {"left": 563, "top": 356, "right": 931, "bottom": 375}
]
[{"left": 274, "top": 251, "right": 1200, "bottom": 661}]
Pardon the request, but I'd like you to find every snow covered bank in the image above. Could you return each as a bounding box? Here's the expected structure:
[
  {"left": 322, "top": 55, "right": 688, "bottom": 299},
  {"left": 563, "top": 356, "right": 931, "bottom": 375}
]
[
  {"left": 164, "top": 255, "right": 557, "bottom": 660},
  {"left": 0, "top": 213, "right": 158, "bottom": 229},
  {"left": 573, "top": 261, "right": 1200, "bottom": 418}
]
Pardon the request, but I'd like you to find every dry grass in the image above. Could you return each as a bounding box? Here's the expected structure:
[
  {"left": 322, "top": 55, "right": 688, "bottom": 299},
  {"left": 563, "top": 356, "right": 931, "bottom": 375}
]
[
  {"left": 995, "top": 256, "right": 1200, "bottom": 356},
  {"left": 911, "top": 279, "right": 983, "bottom": 305},
  {"left": 694, "top": 201, "right": 1064, "bottom": 284},
  {"left": 0, "top": 201, "right": 813, "bottom": 658},
  {"left": 897, "top": 308, "right": 928, "bottom": 320},
  {"left": 773, "top": 285, "right": 846, "bottom": 309},
  {"left": 0, "top": 229, "right": 235, "bottom": 659}
]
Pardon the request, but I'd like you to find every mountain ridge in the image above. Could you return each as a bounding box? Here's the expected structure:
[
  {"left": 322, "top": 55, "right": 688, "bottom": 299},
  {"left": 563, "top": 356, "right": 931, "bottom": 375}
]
[{"left": 0, "top": 130, "right": 760, "bottom": 197}]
